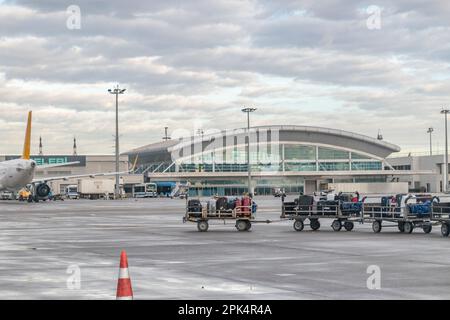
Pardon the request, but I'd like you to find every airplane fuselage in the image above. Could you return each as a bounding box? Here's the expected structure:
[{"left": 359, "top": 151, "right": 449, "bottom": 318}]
[{"left": 0, "top": 159, "right": 36, "bottom": 192}]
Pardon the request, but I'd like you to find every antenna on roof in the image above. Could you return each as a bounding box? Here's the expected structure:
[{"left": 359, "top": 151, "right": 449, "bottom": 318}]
[
  {"left": 197, "top": 129, "right": 204, "bottom": 140},
  {"left": 73, "top": 137, "right": 78, "bottom": 156},
  {"left": 377, "top": 129, "right": 383, "bottom": 140},
  {"left": 39, "top": 136, "right": 43, "bottom": 155},
  {"left": 163, "top": 127, "right": 171, "bottom": 141}
]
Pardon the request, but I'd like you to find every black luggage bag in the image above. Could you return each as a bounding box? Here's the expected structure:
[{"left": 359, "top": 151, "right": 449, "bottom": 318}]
[
  {"left": 283, "top": 201, "right": 298, "bottom": 216},
  {"left": 317, "top": 200, "right": 339, "bottom": 215},
  {"left": 216, "top": 197, "right": 230, "bottom": 212},
  {"left": 297, "top": 195, "right": 314, "bottom": 215},
  {"left": 188, "top": 199, "right": 202, "bottom": 217}
]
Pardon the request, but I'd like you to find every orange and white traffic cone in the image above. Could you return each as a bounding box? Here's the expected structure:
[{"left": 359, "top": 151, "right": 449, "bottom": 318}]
[{"left": 116, "top": 250, "right": 133, "bottom": 300}]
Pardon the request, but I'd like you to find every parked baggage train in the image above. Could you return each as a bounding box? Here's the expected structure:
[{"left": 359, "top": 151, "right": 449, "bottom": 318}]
[{"left": 281, "top": 192, "right": 447, "bottom": 235}]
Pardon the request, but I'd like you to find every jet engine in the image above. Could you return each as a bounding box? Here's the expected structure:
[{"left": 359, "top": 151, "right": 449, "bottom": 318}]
[{"left": 36, "top": 183, "right": 51, "bottom": 198}]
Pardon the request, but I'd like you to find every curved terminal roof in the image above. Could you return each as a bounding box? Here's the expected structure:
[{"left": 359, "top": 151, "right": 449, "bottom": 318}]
[
  {"left": 124, "top": 125, "right": 400, "bottom": 160},
  {"left": 259, "top": 125, "right": 400, "bottom": 153}
]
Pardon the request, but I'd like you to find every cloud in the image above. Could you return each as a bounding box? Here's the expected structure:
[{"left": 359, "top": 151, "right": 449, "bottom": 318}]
[{"left": 0, "top": 0, "right": 449, "bottom": 155}]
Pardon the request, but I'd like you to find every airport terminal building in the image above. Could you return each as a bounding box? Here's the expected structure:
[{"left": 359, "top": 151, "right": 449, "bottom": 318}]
[
  {"left": 387, "top": 154, "right": 449, "bottom": 193},
  {"left": 124, "top": 125, "right": 423, "bottom": 196}
]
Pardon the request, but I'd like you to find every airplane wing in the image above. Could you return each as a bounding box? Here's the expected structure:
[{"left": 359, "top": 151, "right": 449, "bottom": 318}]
[
  {"left": 37, "top": 161, "right": 80, "bottom": 169},
  {"left": 32, "top": 155, "right": 139, "bottom": 184},
  {"left": 32, "top": 169, "right": 132, "bottom": 184}
]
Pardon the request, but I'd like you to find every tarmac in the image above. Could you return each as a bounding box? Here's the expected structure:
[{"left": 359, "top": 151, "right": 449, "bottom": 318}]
[{"left": 0, "top": 196, "right": 450, "bottom": 299}]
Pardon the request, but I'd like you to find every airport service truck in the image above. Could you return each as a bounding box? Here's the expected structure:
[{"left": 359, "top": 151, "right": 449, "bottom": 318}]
[
  {"left": 78, "top": 179, "right": 115, "bottom": 200},
  {"left": 64, "top": 185, "right": 79, "bottom": 199}
]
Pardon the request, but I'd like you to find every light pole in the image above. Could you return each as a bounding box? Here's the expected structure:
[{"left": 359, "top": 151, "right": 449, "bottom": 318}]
[
  {"left": 441, "top": 109, "right": 449, "bottom": 192},
  {"left": 241, "top": 107, "right": 257, "bottom": 196},
  {"left": 427, "top": 127, "right": 434, "bottom": 156},
  {"left": 108, "top": 85, "right": 126, "bottom": 199},
  {"left": 197, "top": 129, "right": 205, "bottom": 196},
  {"left": 163, "top": 127, "right": 171, "bottom": 141},
  {"left": 197, "top": 129, "right": 204, "bottom": 171}
]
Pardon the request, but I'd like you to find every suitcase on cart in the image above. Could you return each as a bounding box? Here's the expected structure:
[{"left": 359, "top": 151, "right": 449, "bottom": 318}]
[
  {"left": 252, "top": 201, "right": 257, "bottom": 214},
  {"left": 317, "top": 200, "right": 338, "bottom": 215},
  {"left": 408, "top": 202, "right": 431, "bottom": 217},
  {"left": 241, "top": 197, "right": 251, "bottom": 217},
  {"left": 235, "top": 198, "right": 243, "bottom": 214},
  {"left": 207, "top": 200, "right": 216, "bottom": 214},
  {"left": 283, "top": 201, "right": 298, "bottom": 216},
  {"left": 188, "top": 199, "right": 202, "bottom": 217},
  {"left": 216, "top": 197, "right": 229, "bottom": 212},
  {"left": 297, "top": 195, "right": 314, "bottom": 215},
  {"left": 227, "top": 198, "right": 237, "bottom": 210},
  {"left": 336, "top": 194, "right": 351, "bottom": 202},
  {"left": 340, "top": 202, "right": 362, "bottom": 215}
]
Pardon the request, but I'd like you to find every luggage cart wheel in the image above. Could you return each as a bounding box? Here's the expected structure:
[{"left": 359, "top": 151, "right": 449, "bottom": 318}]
[
  {"left": 331, "top": 220, "right": 342, "bottom": 232},
  {"left": 372, "top": 220, "right": 382, "bottom": 233},
  {"left": 293, "top": 219, "right": 304, "bottom": 232},
  {"left": 403, "top": 221, "right": 413, "bottom": 234},
  {"left": 344, "top": 221, "right": 354, "bottom": 232},
  {"left": 441, "top": 223, "right": 450, "bottom": 237},
  {"left": 310, "top": 219, "right": 320, "bottom": 231},
  {"left": 422, "top": 224, "right": 432, "bottom": 234},
  {"left": 236, "top": 220, "right": 248, "bottom": 232},
  {"left": 398, "top": 222, "right": 405, "bottom": 233},
  {"left": 197, "top": 220, "right": 209, "bottom": 232},
  {"left": 245, "top": 221, "right": 252, "bottom": 231}
]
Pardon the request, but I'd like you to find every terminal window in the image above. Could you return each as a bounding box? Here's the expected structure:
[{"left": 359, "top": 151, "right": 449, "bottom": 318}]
[
  {"left": 391, "top": 165, "right": 411, "bottom": 170},
  {"left": 318, "top": 162, "right": 350, "bottom": 171},
  {"left": 351, "top": 161, "right": 382, "bottom": 170},
  {"left": 318, "top": 147, "right": 349, "bottom": 160},
  {"left": 284, "top": 162, "right": 317, "bottom": 171},
  {"left": 284, "top": 145, "right": 316, "bottom": 160}
]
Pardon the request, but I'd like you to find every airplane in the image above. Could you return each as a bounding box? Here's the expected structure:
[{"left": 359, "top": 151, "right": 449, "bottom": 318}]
[{"left": 0, "top": 111, "right": 137, "bottom": 202}]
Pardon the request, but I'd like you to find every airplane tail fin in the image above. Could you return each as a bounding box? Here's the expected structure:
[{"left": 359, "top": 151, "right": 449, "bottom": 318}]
[
  {"left": 22, "top": 111, "right": 32, "bottom": 160},
  {"left": 129, "top": 155, "right": 139, "bottom": 173}
]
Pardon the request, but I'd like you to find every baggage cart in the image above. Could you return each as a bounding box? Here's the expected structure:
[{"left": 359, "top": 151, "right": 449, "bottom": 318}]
[
  {"left": 281, "top": 195, "right": 362, "bottom": 232},
  {"left": 182, "top": 195, "right": 268, "bottom": 232},
  {"left": 431, "top": 201, "right": 450, "bottom": 237},
  {"left": 361, "top": 195, "right": 438, "bottom": 234}
]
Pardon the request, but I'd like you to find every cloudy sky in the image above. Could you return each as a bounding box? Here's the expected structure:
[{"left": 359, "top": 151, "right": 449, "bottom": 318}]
[{"left": 0, "top": 0, "right": 449, "bottom": 156}]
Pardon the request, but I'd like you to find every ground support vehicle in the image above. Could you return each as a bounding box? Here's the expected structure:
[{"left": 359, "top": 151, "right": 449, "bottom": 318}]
[
  {"left": 361, "top": 202, "right": 435, "bottom": 234},
  {"left": 0, "top": 191, "right": 14, "bottom": 200},
  {"left": 133, "top": 183, "right": 157, "bottom": 198},
  {"left": 183, "top": 196, "right": 269, "bottom": 232},
  {"left": 17, "top": 188, "right": 32, "bottom": 202},
  {"left": 78, "top": 179, "right": 115, "bottom": 200},
  {"left": 280, "top": 196, "right": 362, "bottom": 232},
  {"left": 64, "top": 185, "right": 80, "bottom": 200}
]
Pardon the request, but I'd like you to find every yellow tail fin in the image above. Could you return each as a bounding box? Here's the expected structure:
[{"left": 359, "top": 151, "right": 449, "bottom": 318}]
[{"left": 22, "top": 111, "right": 32, "bottom": 160}]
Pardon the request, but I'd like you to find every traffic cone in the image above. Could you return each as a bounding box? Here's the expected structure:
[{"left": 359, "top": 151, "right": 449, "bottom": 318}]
[{"left": 116, "top": 250, "right": 133, "bottom": 300}]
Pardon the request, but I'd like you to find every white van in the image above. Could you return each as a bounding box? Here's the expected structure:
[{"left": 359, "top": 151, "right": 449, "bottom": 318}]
[{"left": 65, "top": 185, "right": 79, "bottom": 199}]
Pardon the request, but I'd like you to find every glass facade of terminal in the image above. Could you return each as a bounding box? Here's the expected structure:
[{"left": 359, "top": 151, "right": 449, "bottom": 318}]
[
  {"left": 171, "top": 145, "right": 383, "bottom": 173},
  {"left": 138, "top": 146, "right": 382, "bottom": 173},
  {"left": 137, "top": 142, "right": 386, "bottom": 196}
]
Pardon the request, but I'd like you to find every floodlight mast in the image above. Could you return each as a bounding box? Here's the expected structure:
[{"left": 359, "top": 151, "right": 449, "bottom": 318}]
[
  {"left": 108, "top": 85, "right": 126, "bottom": 199},
  {"left": 241, "top": 107, "right": 257, "bottom": 196}
]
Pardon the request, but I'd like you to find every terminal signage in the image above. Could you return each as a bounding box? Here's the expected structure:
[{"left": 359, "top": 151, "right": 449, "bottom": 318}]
[{"left": 5, "top": 155, "right": 87, "bottom": 167}]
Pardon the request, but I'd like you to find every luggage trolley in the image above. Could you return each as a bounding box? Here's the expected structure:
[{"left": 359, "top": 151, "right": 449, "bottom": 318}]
[
  {"left": 362, "top": 194, "right": 437, "bottom": 234},
  {"left": 183, "top": 195, "right": 260, "bottom": 232},
  {"left": 430, "top": 200, "right": 450, "bottom": 237},
  {"left": 281, "top": 194, "right": 363, "bottom": 232}
]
